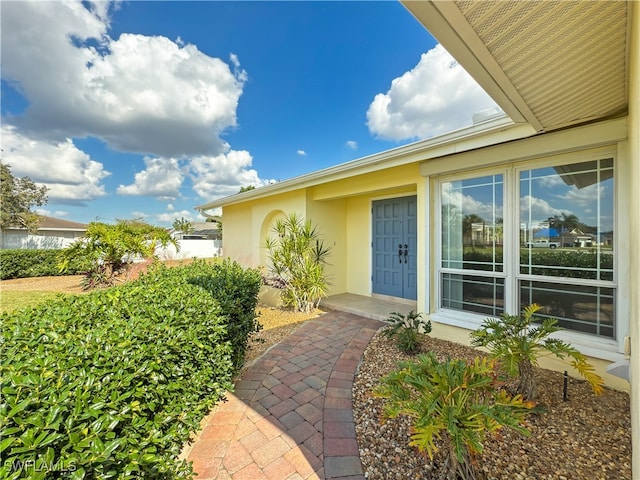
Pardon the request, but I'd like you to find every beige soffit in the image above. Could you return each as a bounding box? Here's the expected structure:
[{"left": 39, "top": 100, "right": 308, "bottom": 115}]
[
  {"left": 195, "top": 116, "right": 536, "bottom": 212},
  {"left": 403, "top": 0, "right": 629, "bottom": 133}
]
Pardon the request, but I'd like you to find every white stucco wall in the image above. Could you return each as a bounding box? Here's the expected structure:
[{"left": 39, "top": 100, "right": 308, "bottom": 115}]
[
  {"left": 155, "top": 239, "right": 221, "bottom": 260},
  {"left": 0, "top": 230, "right": 84, "bottom": 249}
]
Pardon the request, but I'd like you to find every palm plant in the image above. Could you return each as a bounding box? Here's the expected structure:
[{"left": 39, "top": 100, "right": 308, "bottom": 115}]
[
  {"left": 375, "top": 353, "right": 533, "bottom": 479},
  {"left": 470, "top": 304, "right": 604, "bottom": 399},
  {"left": 265, "top": 213, "right": 331, "bottom": 313}
]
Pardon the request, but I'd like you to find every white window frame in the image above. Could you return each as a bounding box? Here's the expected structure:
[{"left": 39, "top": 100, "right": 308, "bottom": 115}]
[{"left": 431, "top": 148, "right": 622, "bottom": 360}]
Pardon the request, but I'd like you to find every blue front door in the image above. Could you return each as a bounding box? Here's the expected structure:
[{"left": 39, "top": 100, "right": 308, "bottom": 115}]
[{"left": 372, "top": 196, "right": 417, "bottom": 300}]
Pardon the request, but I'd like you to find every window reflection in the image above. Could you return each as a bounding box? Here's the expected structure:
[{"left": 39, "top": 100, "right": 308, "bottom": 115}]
[
  {"left": 438, "top": 157, "right": 616, "bottom": 339},
  {"left": 520, "top": 281, "right": 614, "bottom": 337},
  {"left": 441, "top": 174, "right": 504, "bottom": 273},
  {"left": 442, "top": 273, "right": 504, "bottom": 317},
  {"left": 519, "top": 159, "right": 614, "bottom": 281}
]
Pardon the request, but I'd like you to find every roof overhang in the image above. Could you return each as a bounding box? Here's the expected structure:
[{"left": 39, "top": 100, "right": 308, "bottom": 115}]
[
  {"left": 196, "top": 115, "right": 535, "bottom": 212},
  {"left": 402, "top": 1, "right": 630, "bottom": 133}
]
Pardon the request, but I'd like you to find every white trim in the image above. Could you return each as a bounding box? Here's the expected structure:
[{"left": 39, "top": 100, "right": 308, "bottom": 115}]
[
  {"left": 420, "top": 118, "right": 627, "bottom": 177},
  {"left": 196, "top": 117, "right": 533, "bottom": 211},
  {"left": 422, "top": 179, "right": 431, "bottom": 315},
  {"left": 430, "top": 309, "right": 625, "bottom": 363},
  {"left": 431, "top": 145, "right": 624, "bottom": 357}
]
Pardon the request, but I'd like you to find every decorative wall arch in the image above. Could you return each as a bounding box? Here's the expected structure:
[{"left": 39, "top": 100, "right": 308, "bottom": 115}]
[{"left": 260, "top": 209, "right": 286, "bottom": 266}]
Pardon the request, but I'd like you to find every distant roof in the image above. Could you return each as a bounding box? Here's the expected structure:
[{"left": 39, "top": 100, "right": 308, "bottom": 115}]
[{"left": 36, "top": 216, "right": 89, "bottom": 231}]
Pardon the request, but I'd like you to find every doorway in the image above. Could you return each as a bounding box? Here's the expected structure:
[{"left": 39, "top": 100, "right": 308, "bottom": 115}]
[{"left": 371, "top": 196, "right": 417, "bottom": 300}]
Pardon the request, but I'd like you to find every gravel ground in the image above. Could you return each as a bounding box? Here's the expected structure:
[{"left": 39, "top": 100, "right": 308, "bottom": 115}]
[{"left": 353, "top": 331, "right": 632, "bottom": 480}]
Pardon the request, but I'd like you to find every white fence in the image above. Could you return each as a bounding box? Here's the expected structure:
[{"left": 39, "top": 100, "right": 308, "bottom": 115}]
[{"left": 155, "top": 239, "right": 222, "bottom": 260}]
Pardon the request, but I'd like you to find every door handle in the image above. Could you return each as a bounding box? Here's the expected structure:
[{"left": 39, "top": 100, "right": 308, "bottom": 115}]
[
  {"left": 398, "top": 244, "right": 403, "bottom": 263},
  {"left": 403, "top": 244, "right": 408, "bottom": 263}
]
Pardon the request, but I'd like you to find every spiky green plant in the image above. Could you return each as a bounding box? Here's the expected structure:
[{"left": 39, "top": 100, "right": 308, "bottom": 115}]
[
  {"left": 470, "top": 304, "right": 604, "bottom": 400},
  {"left": 265, "top": 213, "right": 332, "bottom": 313},
  {"left": 375, "top": 353, "right": 533, "bottom": 479},
  {"left": 382, "top": 310, "right": 431, "bottom": 354}
]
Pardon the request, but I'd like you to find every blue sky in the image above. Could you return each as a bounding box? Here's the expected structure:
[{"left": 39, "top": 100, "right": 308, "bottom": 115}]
[{"left": 1, "top": 1, "right": 498, "bottom": 226}]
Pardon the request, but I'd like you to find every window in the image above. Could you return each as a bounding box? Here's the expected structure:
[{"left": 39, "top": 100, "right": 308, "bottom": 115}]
[
  {"left": 440, "top": 174, "right": 504, "bottom": 317},
  {"left": 438, "top": 157, "right": 615, "bottom": 339}
]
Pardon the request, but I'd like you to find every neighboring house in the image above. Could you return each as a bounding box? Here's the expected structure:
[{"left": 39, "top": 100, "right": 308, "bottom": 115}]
[
  {"left": 0, "top": 216, "right": 88, "bottom": 249},
  {"left": 159, "top": 220, "right": 222, "bottom": 260},
  {"left": 196, "top": 0, "right": 639, "bottom": 469}
]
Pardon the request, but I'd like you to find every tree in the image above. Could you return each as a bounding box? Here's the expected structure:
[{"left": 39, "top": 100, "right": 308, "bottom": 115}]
[
  {"left": 60, "top": 219, "right": 178, "bottom": 289},
  {"left": 470, "top": 304, "right": 604, "bottom": 399},
  {"left": 172, "top": 217, "right": 194, "bottom": 236},
  {"left": 0, "top": 163, "right": 48, "bottom": 233},
  {"left": 239, "top": 185, "right": 256, "bottom": 193},
  {"left": 265, "top": 213, "right": 331, "bottom": 313},
  {"left": 547, "top": 213, "right": 583, "bottom": 246}
]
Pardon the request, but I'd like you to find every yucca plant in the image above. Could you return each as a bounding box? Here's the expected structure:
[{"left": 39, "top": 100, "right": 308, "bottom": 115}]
[
  {"left": 470, "top": 304, "right": 604, "bottom": 400},
  {"left": 375, "top": 353, "right": 533, "bottom": 479},
  {"left": 382, "top": 310, "right": 431, "bottom": 354},
  {"left": 265, "top": 213, "right": 332, "bottom": 313}
]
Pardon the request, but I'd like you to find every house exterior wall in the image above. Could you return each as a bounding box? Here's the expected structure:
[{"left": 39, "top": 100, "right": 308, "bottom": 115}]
[
  {"left": 0, "top": 230, "right": 84, "bottom": 249},
  {"left": 419, "top": 118, "right": 631, "bottom": 393},
  {"left": 219, "top": 118, "right": 632, "bottom": 394},
  {"left": 155, "top": 239, "right": 221, "bottom": 260},
  {"left": 626, "top": 1, "right": 639, "bottom": 474},
  {"left": 221, "top": 190, "right": 307, "bottom": 268},
  {"left": 304, "top": 194, "right": 348, "bottom": 295}
]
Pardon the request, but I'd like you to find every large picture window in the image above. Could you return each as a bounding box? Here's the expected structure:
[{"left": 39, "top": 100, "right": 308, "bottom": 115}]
[{"left": 438, "top": 157, "right": 615, "bottom": 339}]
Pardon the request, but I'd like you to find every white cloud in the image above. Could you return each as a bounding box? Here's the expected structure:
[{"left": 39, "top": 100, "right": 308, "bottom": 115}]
[
  {"left": 189, "top": 150, "right": 274, "bottom": 199},
  {"left": 346, "top": 140, "right": 358, "bottom": 150},
  {"left": 297, "top": 150, "right": 307, "bottom": 156},
  {"left": 131, "top": 211, "right": 149, "bottom": 219},
  {"left": 1, "top": 125, "right": 110, "bottom": 204},
  {"left": 156, "top": 209, "right": 199, "bottom": 224},
  {"left": 117, "top": 157, "right": 184, "bottom": 200},
  {"left": 35, "top": 209, "right": 71, "bottom": 218},
  {"left": 520, "top": 195, "right": 564, "bottom": 221},
  {"left": 2, "top": 0, "right": 246, "bottom": 157},
  {"left": 556, "top": 184, "right": 604, "bottom": 209},
  {"left": 443, "top": 190, "right": 502, "bottom": 221},
  {"left": 366, "top": 44, "right": 500, "bottom": 141}
]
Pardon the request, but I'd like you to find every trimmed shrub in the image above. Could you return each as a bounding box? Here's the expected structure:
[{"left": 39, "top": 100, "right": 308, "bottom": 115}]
[
  {"left": 0, "top": 249, "right": 85, "bottom": 280},
  {"left": 188, "top": 259, "right": 263, "bottom": 369},
  {"left": 0, "top": 259, "right": 261, "bottom": 479}
]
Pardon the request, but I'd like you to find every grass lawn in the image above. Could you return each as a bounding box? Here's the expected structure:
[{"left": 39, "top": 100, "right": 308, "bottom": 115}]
[{"left": 0, "top": 290, "right": 73, "bottom": 314}]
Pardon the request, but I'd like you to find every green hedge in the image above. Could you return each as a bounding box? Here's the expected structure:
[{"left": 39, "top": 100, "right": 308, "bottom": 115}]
[
  {"left": 0, "top": 249, "right": 85, "bottom": 280},
  {"left": 0, "top": 259, "right": 262, "bottom": 479},
  {"left": 461, "top": 249, "right": 613, "bottom": 280}
]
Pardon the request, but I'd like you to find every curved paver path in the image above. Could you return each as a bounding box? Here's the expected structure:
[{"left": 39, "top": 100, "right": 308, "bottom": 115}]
[{"left": 184, "top": 311, "right": 382, "bottom": 480}]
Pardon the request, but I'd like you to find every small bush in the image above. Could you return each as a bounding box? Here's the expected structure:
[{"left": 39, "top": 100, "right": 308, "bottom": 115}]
[
  {"left": 0, "top": 249, "right": 84, "bottom": 280},
  {"left": 382, "top": 310, "right": 431, "bottom": 354},
  {"left": 375, "top": 353, "right": 533, "bottom": 479},
  {"left": 0, "top": 259, "right": 261, "bottom": 479}
]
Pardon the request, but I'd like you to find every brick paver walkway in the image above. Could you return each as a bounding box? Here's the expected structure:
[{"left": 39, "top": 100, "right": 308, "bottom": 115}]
[{"left": 184, "top": 311, "right": 382, "bottom": 479}]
